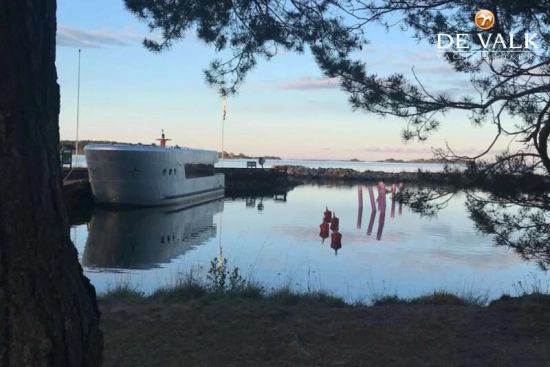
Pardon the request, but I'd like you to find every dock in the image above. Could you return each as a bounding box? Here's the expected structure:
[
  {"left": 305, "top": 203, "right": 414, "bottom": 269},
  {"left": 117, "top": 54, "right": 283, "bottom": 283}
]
[
  {"left": 62, "top": 167, "right": 294, "bottom": 218},
  {"left": 62, "top": 167, "right": 289, "bottom": 188}
]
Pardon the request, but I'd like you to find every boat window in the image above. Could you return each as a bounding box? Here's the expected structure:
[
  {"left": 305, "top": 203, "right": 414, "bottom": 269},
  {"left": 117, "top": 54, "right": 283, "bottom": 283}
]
[
  {"left": 167, "top": 235, "right": 171, "bottom": 243},
  {"left": 169, "top": 169, "right": 172, "bottom": 175},
  {"left": 163, "top": 169, "right": 166, "bottom": 176},
  {"left": 161, "top": 236, "right": 165, "bottom": 244},
  {"left": 174, "top": 169, "right": 177, "bottom": 175},
  {"left": 184, "top": 164, "right": 215, "bottom": 178}
]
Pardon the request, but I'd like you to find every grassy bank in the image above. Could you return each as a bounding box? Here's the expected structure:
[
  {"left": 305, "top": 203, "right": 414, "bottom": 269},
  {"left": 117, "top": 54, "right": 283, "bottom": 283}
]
[
  {"left": 99, "top": 288, "right": 550, "bottom": 367},
  {"left": 98, "top": 264, "right": 550, "bottom": 367}
]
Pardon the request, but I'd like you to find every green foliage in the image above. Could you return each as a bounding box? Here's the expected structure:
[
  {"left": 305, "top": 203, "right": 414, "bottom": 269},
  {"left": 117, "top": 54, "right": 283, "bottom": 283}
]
[
  {"left": 267, "top": 287, "right": 346, "bottom": 307},
  {"left": 206, "top": 257, "right": 246, "bottom": 293},
  {"left": 124, "top": 0, "right": 366, "bottom": 96},
  {"left": 372, "top": 295, "right": 407, "bottom": 306},
  {"left": 151, "top": 271, "right": 207, "bottom": 301},
  {"left": 100, "top": 279, "right": 146, "bottom": 301}
]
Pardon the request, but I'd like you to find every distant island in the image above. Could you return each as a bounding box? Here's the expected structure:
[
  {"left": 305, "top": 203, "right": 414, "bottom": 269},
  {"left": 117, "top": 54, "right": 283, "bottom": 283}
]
[
  {"left": 378, "top": 157, "right": 469, "bottom": 164},
  {"left": 378, "top": 158, "right": 405, "bottom": 163},
  {"left": 219, "top": 151, "right": 281, "bottom": 160},
  {"left": 349, "top": 158, "right": 363, "bottom": 162}
]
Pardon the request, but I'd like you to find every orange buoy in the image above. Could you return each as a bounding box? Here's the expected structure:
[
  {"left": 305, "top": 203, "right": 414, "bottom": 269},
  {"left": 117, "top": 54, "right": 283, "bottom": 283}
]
[
  {"left": 319, "top": 222, "right": 329, "bottom": 241},
  {"left": 324, "top": 207, "right": 332, "bottom": 222},
  {"left": 330, "top": 212, "right": 339, "bottom": 231},
  {"left": 330, "top": 231, "right": 342, "bottom": 255}
]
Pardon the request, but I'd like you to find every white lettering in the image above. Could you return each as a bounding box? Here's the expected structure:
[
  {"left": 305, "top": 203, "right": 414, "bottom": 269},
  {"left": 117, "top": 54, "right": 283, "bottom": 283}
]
[
  {"left": 437, "top": 34, "right": 453, "bottom": 49},
  {"left": 509, "top": 33, "right": 522, "bottom": 49},
  {"left": 456, "top": 34, "right": 469, "bottom": 49},
  {"left": 477, "top": 34, "right": 492, "bottom": 49},
  {"left": 525, "top": 33, "right": 539, "bottom": 49},
  {"left": 493, "top": 34, "right": 507, "bottom": 48}
]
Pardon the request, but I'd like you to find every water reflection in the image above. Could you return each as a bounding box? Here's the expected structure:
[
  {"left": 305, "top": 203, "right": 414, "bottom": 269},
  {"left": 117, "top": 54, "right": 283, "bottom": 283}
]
[
  {"left": 366, "top": 211, "right": 376, "bottom": 236},
  {"left": 316, "top": 182, "right": 406, "bottom": 253},
  {"left": 402, "top": 182, "right": 550, "bottom": 270},
  {"left": 242, "top": 193, "right": 287, "bottom": 212},
  {"left": 83, "top": 199, "right": 223, "bottom": 269},
  {"left": 69, "top": 183, "right": 549, "bottom": 302},
  {"left": 360, "top": 182, "right": 404, "bottom": 241}
]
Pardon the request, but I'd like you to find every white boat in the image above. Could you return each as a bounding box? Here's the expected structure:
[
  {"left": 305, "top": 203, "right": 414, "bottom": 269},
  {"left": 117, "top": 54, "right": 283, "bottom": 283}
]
[{"left": 84, "top": 131, "right": 225, "bottom": 207}]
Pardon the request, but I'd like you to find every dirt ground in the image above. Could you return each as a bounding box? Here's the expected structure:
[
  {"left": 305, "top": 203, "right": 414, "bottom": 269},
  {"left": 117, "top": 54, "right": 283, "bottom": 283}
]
[{"left": 100, "top": 295, "right": 550, "bottom": 367}]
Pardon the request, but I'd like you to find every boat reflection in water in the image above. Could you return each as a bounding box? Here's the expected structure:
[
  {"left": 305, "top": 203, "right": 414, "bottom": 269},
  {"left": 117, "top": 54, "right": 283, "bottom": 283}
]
[{"left": 82, "top": 199, "right": 223, "bottom": 269}]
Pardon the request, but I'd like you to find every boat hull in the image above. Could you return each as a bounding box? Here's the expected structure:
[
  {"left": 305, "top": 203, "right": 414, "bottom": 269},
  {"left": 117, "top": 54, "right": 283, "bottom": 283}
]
[{"left": 84, "top": 145, "right": 225, "bottom": 207}]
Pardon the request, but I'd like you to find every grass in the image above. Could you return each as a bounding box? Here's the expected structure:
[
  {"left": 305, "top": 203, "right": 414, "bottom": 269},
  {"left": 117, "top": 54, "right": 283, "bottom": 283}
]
[
  {"left": 99, "top": 257, "right": 348, "bottom": 306},
  {"left": 367, "top": 279, "right": 491, "bottom": 307},
  {"left": 97, "top": 261, "right": 550, "bottom": 367},
  {"left": 97, "top": 277, "right": 508, "bottom": 309},
  {"left": 372, "top": 291, "right": 488, "bottom": 307},
  {"left": 96, "top": 262, "right": 525, "bottom": 309},
  {"left": 99, "top": 279, "right": 145, "bottom": 302},
  {"left": 99, "top": 287, "right": 550, "bottom": 367},
  {"left": 100, "top": 277, "right": 346, "bottom": 307}
]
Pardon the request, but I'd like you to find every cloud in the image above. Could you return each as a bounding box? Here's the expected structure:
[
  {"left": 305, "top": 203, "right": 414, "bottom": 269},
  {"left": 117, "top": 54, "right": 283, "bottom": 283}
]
[
  {"left": 359, "top": 44, "right": 376, "bottom": 54},
  {"left": 277, "top": 77, "right": 341, "bottom": 90},
  {"left": 57, "top": 24, "right": 150, "bottom": 48},
  {"left": 346, "top": 146, "right": 487, "bottom": 155},
  {"left": 405, "top": 52, "right": 438, "bottom": 62}
]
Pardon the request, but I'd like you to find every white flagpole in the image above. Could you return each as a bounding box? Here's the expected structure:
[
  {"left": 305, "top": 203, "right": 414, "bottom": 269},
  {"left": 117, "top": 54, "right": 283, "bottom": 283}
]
[
  {"left": 221, "top": 96, "right": 227, "bottom": 167},
  {"left": 75, "top": 49, "right": 81, "bottom": 166}
]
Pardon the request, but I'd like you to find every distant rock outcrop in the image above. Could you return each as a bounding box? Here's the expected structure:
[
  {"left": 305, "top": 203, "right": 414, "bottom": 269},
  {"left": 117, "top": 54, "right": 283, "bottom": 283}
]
[
  {"left": 219, "top": 151, "right": 281, "bottom": 160},
  {"left": 272, "top": 165, "right": 462, "bottom": 184}
]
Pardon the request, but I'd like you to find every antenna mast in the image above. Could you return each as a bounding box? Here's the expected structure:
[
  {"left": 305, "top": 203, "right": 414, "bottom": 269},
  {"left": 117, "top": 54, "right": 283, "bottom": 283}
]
[{"left": 75, "top": 49, "right": 81, "bottom": 162}]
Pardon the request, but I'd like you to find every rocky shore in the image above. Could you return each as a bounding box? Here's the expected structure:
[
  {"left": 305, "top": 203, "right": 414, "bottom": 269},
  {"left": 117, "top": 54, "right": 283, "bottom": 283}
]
[{"left": 275, "top": 165, "right": 459, "bottom": 184}]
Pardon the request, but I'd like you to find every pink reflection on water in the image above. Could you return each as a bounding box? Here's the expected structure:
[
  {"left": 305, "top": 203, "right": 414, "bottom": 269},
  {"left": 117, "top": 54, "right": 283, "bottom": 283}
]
[{"left": 366, "top": 210, "right": 376, "bottom": 236}]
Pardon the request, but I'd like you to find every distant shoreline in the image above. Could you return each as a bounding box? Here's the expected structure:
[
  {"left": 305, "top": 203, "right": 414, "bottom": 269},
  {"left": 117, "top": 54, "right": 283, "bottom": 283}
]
[
  {"left": 377, "top": 158, "right": 469, "bottom": 164},
  {"left": 62, "top": 141, "right": 464, "bottom": 164},
  {"left": 69, "top": 153, "right": 462, "bottom": 164}
]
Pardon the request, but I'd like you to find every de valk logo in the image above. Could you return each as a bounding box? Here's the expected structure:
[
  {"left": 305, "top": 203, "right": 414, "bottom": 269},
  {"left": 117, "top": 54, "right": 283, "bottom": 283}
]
[{"left": 437, "top": 9, "right": 539, "bottom": 53}]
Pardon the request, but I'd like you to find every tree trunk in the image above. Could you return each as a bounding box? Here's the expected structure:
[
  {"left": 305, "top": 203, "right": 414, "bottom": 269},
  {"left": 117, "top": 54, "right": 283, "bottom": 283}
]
[{"left": 0, "top": 1, "right": 102, "bottom": 366}]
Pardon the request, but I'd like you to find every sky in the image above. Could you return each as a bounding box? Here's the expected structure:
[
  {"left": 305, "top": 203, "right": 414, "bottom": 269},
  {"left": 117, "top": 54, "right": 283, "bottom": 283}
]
[{"left": 56, "top": 0, "right": 520, "bottom": 161}]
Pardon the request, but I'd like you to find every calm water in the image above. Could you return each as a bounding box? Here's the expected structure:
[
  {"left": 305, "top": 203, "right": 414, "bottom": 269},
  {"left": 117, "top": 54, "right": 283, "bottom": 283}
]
[
  {"left": 72, "top": 184, "right": 548, "bottom": 303},
  {"left": 71, "top": 155, "right": 460, "bottom": 173}
]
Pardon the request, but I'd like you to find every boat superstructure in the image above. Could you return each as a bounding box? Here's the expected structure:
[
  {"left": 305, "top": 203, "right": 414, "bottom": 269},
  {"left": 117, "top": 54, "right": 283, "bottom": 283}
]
[{"left": 84, "top": 131, "right": 224, "bottom": 207}]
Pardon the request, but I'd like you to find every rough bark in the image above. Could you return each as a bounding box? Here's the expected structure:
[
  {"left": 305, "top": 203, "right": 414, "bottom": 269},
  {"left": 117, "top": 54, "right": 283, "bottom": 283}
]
[
  {"left": 538, "top": 121, "right": 550, "bottom": 176},
  {"left": 0, "top": 1, "right": 103, "bottom": 366}
]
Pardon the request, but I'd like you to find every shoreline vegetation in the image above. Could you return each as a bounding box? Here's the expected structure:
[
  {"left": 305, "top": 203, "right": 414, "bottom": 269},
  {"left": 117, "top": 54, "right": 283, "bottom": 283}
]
[{"left": 98, "top": 263, "right": 550, "bottom": 367}]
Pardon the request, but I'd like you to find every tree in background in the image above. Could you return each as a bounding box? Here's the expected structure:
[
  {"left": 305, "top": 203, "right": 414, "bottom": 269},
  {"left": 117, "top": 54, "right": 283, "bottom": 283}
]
[{"left": 0, "top": 1, "right": 102, "bottom": 365}]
